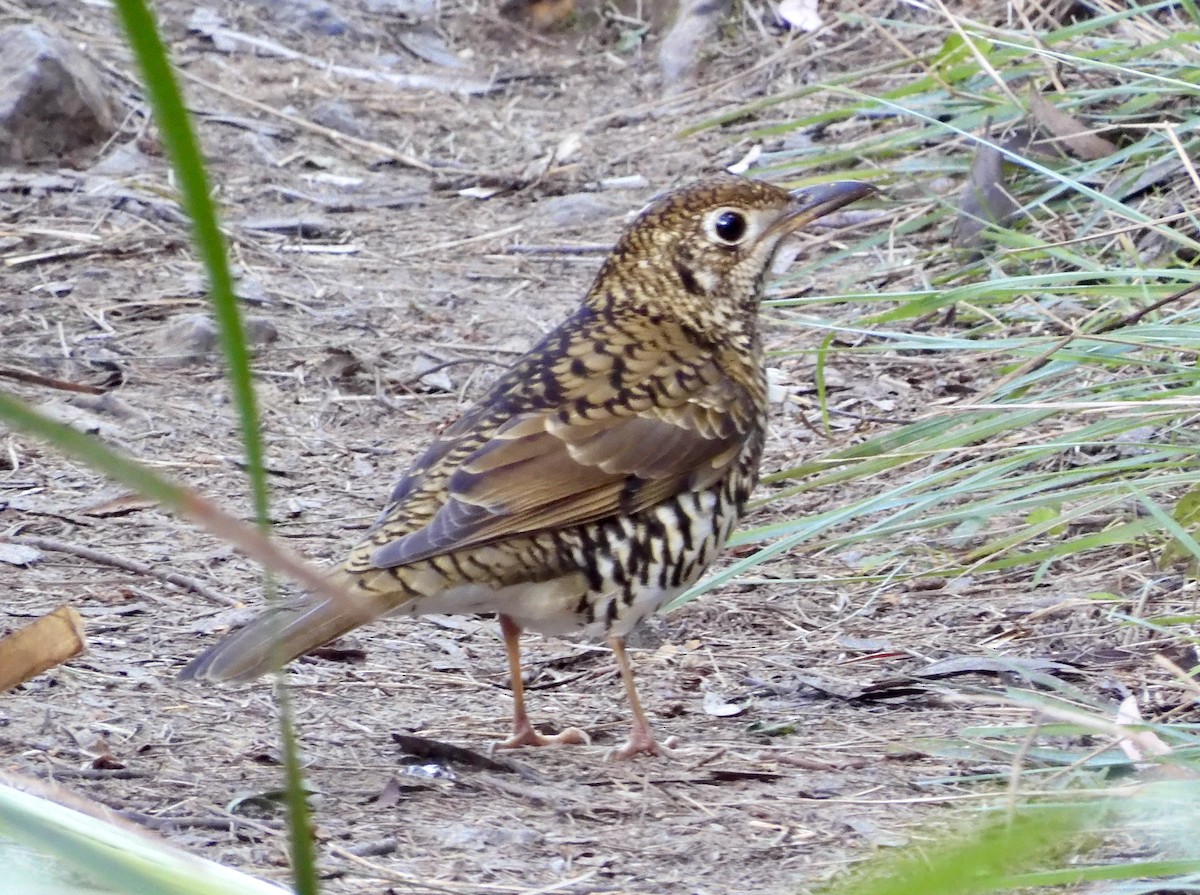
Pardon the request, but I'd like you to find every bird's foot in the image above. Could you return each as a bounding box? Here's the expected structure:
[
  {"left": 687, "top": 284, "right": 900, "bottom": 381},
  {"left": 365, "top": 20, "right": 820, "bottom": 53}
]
[
  {"left": 610, "top": 731, "right": 680, "bottom": 760},
  {"left": 496, "top": 723, "right": 590, "bottom": 750}
]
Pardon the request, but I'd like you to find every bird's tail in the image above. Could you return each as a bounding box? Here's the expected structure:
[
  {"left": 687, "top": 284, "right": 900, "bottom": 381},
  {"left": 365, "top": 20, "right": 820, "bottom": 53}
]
[{"left": 179, "top": 576, "right": 382, "bottom": 683}]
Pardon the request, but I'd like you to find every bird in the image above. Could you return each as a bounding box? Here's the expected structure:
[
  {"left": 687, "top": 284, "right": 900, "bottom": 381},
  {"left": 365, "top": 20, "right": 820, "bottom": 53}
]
[{"left": 180, "top": 175, "right": 873, "bottom": 758}]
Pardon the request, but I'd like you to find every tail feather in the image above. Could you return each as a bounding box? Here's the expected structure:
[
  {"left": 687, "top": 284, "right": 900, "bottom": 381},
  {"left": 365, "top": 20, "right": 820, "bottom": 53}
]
[{"left": 178, "top": 597, "right": 365, "bottom": 682}]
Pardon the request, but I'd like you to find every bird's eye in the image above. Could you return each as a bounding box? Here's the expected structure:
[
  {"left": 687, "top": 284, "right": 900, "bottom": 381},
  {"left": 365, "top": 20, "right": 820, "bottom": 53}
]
[{"left": 710, "top": 210, "right": 748, "bottom": 245}]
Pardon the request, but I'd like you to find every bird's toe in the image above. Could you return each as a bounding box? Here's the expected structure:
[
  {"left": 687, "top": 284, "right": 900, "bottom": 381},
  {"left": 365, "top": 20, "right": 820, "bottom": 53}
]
[{"left": 495, "top": 724, "right": 591, "bottom": 750}]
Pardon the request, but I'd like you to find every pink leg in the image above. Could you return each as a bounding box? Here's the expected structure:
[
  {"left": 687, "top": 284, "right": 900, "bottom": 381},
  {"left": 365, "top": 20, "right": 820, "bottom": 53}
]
[
  {"left": 609, "top": 634, "right": 670, "bottom": 759},
  {"left": 495, "top": 615, "right": 589, "bottom": 749}
]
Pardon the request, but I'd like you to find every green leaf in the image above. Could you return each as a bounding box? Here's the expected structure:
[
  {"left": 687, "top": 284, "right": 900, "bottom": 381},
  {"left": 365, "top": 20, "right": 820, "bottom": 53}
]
[
  {"left": 1161, "top": 484, "right": 1200, "bottom": 569},
  {"left": 1024, "top": 504, "right": 1066, "bottom": 535},
  {"left": 933, "top": 32, "right": 996, "bottom": 72}
]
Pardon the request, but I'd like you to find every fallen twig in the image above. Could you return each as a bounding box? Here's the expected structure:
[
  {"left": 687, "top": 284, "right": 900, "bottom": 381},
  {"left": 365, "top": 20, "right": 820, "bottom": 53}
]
[{"left": 6, "top": 535, "right": 239, "bottom": 607}]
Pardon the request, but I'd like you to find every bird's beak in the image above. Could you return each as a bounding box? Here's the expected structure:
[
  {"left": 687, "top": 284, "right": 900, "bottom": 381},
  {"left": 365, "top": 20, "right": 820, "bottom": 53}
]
[{"left": 779, "top": 180, "right": 875, "bottom": 233}]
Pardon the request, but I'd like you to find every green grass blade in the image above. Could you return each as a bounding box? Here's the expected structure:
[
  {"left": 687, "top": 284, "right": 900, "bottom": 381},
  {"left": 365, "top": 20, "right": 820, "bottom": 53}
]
[
  {"left": 107, "top": 1, "right": 267, "bottom": 525},
  {"left": 90, "top": 2, "right": 313, "bottom": 890},
  {"left": 817, "top": 804, "right": 1093, "bottom": 895},
  {"left": 0, "top": 782, "right": 284, "bottom": 895},
  {"left": 0, "top": 392, "right": 356, "bottom": 642}
]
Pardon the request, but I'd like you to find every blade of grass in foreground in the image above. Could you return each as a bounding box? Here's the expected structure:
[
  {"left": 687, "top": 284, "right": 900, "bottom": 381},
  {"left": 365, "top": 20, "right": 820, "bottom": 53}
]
[
  {"left": 0, "top": 782, "right": 285, "bottom": 895},
  {"left": 0, "top": 392, "right": 354, "bottom": 606},
  {"left": 819, "top": 797, "right": 1200, "bottom": 895},
  {"left": 818, "top": 804, "right": 1092, "bottom": 895},
  {"left": 97, "top": 0, "right": 311, "bottom": 890}
]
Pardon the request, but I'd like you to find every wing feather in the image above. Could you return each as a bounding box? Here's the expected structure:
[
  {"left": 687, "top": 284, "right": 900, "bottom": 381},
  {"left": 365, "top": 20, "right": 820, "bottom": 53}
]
[{"left": 368, "top": 382, "right": 753, "bottom": 570}]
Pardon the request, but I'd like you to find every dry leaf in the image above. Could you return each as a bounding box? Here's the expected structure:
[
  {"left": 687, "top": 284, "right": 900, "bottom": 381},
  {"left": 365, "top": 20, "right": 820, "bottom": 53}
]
[
  {"left": 397, "top": 28, "right": 468, "bottom": 69},
  {"left": 1103, "top": 154, "right": 1186, "bottom": 201},
  {"left": 91, "top": 753, "right": 127, "bottom": 771},
  {"left": 368, "top": 778, "right": 407, "bottom": 808},
  {"left": 1115, "top": 696, "right": 1172, "bottom": 763},
  {"left": 318, "top": 347, "right": 362, "bottom": 380},
  {"left": 459, "top": 185, "right": 505, "bottom": 199},
  {"left": 702, "top": 690, "right": 745, "bottom": 717},
  {"left": 499, "top": 0, "right": 576, "bottom": 30},
  {"left": 913, "top": 655, "right": 1076, "bottom": 679},
  {"left": 1028, "top": 89, "right": 1117, "bottom": 161},
  {"left": 81, "top": 493, "right": 156, "bottom": 518},
  {"left": 307, "top": 645, "right": 368, "bottom": 665},
  {"left": 952, "top": 128, "right": 1034, "bottom": 246}
]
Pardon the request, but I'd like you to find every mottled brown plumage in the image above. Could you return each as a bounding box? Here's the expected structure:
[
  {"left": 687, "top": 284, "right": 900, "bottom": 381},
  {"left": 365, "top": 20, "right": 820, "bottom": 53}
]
[{"left": 180, "top": 175, "right": 872, "bottom": 757}]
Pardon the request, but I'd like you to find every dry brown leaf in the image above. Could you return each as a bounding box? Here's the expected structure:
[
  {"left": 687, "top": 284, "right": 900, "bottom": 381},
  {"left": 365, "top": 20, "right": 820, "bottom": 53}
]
[
  {"left": 498, "top": 0, "right": 576, "bottom": 31},
  {"left": 1028, "top": 89, "right": 1118, "bottom": 161},
  {"left": 952, "top": 141, "right": 1020, "bottom": 246}
]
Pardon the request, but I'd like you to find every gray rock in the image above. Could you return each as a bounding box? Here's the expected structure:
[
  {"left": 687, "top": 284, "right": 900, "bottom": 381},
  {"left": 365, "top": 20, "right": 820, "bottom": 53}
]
[
  {"left": 310, "top": 98, "right": 368, "bottom": 138},
  {"left": 0, "top": 25, "right": 117, "bottom": 165},
  {"left": 536, "top": 192, "right": 620, "bottom": 228},
  {"left": 245, "top": 316, "right": 280, "bottom": 346},
  {"left": 248, "top": 0, "right": 350, "bottom": 36},
  {"left": 159, "top": 313, "right": 219, "bottom": 364},
  {"left": 158, "top": 312, "right": 279, "bottom": 365}
]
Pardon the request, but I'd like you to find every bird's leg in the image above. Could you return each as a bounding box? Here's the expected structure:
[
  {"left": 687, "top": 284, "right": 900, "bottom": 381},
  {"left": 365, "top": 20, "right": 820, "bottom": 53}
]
[
  {"left": 609, "top": 634, "right": 671, "bottom": 759},
  {"left": 495, "top": 614, "right": 589, "bottom": 749}
]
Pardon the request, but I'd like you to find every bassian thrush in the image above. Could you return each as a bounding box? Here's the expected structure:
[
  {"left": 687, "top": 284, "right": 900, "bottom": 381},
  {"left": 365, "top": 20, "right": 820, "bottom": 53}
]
[{"left": 180, "top": 175, "right": 873, "bottom": 758}]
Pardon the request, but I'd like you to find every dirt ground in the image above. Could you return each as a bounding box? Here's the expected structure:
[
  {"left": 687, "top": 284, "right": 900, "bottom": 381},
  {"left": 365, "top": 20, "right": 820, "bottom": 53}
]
[{"left": 1, "top": 2, "right": 1192, "bottom": 893}]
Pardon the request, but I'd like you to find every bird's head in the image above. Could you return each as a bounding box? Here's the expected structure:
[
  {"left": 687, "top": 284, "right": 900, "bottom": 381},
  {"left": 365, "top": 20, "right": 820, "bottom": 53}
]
[{"left": 589, "top": 176, "right": 874, "bottom": 344}]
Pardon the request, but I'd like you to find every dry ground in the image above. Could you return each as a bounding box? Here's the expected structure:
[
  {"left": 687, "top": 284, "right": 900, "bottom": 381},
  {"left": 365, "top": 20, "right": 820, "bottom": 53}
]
[{"left": 1, "top": 2, "right": 1191, "bottom": 893}]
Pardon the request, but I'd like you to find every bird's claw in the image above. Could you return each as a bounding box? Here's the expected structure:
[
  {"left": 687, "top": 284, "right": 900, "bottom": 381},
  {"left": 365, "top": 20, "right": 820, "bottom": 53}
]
[
  {"left": 495, "top": 724, "right": 590, "bottom": 750},
  {"left": 609, "top": 733, "right": 680, "bottom": 760}
]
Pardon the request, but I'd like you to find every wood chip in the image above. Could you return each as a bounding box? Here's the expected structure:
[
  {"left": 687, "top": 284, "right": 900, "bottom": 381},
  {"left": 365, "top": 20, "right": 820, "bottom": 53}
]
[{"left": 0, "top": 605, "right": 86, "bottom": 690}]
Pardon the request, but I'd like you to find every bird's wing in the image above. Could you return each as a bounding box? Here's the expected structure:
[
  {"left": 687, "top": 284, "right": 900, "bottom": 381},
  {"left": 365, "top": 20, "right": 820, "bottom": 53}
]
[{"left": 366, "top": 372, "right": 754, "bottom": 570}]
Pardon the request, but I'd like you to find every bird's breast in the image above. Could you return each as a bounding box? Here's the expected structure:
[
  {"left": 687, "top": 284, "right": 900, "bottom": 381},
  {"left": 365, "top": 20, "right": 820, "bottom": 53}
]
[{"left": 549, "top": 445, "right": 760, "bottom": 639}]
